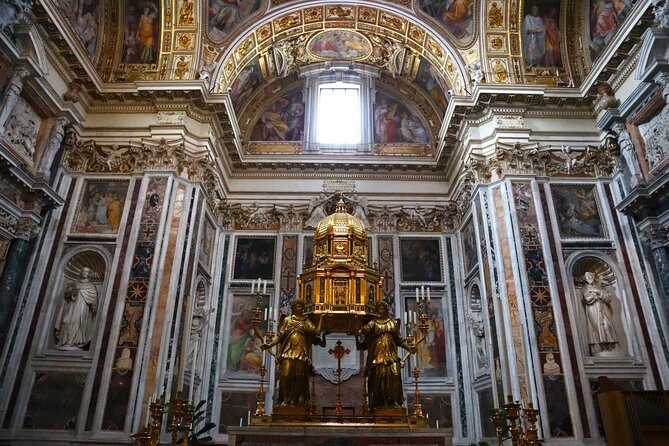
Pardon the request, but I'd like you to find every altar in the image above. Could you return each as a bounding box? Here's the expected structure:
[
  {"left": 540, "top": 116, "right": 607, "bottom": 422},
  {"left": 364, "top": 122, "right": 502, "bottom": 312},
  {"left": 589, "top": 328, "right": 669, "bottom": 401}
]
[{"left": 227, "top": 425, "right": 454, "bottom": 446}]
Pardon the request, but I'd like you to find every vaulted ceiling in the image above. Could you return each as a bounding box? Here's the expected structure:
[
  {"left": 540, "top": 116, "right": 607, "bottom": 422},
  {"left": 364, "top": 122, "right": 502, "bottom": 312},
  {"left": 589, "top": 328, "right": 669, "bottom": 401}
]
[{"left": 34, "top": 0, "right": 649, "bottom": 178}]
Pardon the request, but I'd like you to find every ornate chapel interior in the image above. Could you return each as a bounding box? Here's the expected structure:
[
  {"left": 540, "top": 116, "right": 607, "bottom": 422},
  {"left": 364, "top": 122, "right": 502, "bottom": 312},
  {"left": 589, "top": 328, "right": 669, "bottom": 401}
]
[{"left": 1, "top": 0, "right": 669, "bottom": 445}]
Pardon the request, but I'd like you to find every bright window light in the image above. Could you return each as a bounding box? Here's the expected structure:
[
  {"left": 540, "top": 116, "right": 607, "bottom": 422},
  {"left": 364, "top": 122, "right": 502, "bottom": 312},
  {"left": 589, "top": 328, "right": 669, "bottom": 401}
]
[{"left": 317, "top": 83, "right": 361, "bottom": 145}]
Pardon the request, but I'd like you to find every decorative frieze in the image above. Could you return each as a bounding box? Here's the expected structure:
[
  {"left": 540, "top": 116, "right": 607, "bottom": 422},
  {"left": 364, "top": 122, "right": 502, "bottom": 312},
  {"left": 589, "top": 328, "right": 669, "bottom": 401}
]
[{"left": 473, "top": 141, "right": 619, "bottom": 180}]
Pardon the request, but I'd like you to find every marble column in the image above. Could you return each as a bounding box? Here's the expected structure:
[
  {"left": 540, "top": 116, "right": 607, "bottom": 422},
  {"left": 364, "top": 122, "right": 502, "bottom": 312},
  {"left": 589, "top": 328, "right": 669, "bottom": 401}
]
[
  {"left": 640, "top": 225, "right": 669, "bottom": 298},
  {"left": 0, "top": 218, "right": 40, "bottom": 351},
  {"left": 0, "top": 67, "right": 29, "bottom": 133}
]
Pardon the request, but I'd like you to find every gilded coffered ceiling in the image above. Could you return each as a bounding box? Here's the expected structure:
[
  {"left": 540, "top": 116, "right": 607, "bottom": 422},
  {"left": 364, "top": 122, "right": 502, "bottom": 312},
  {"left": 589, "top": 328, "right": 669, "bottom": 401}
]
[{"left": 33, "top": 0, "right": 651, "bottom": 173}]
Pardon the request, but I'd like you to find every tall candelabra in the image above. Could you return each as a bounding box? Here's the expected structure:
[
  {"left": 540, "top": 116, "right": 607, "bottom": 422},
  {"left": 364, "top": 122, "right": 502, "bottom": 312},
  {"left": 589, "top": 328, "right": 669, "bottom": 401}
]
[
  {"left": 132, "top": 391, "right": 195, "bottom": 446},
  {"left": 403, "top": 287, "right": 431, "bottom": 419},
  {"left": 490, "top": 395, "right": 543, "bottom": 446},
  {"left": 250, "top": 278, "right": 273, "bottom": 418}
]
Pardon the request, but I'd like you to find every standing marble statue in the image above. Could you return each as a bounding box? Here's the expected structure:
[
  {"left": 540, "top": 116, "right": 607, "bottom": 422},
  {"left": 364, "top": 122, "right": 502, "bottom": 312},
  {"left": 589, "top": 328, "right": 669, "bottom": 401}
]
[
  {"left": 39, "top": 117, "right": 68, "bottom": 177},
  {"left": 469, "top": 311, "right": 488, "bottom": 366},
  {"left": 581, "top": 271, "right": 618, "bottom": 355},
  {"left": 612, "top": 122, "right": 643, "bottom": 187},
  {"left": 55, "top": 267, "right": 98, "bottom": 350},
  {"left": 187, "top": 292, "right": 214, "bottom": 365},
  {"left": 0, "top": 67, "right": 29, "bottom": 132}
]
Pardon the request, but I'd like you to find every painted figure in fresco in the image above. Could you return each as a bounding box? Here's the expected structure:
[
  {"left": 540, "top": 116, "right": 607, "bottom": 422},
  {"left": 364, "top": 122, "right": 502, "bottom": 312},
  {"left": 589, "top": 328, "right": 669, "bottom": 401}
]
[
  {"left": 229, "top": 63, "right": 260, "bottom": 106},
  {"left": 178, "top": 0, "right": 194, "bottom": 25},
  {"left": 138, "top": 2, "right": 159, "bottom": 63},
  {"left": 55, "top": 267, "right": 98, "bottom": 350},
  {"left": 399, "top": 113, "right": 429, "bottom": 144},
  {"left": 581, "top": 271, "right": 618, "bottom": 355},
  {"left": 523, "top": 5, "right": 546, "bottom": 67},
  {"left": 542, "top": 8, "right": 561, "bottom": 67},
  {"left": 107, "top": 192, "right": 123, "bottom": 229},
  {"left": 374, "top": 99, "right": 399, "bottom": 143},
  {"left": 208, "top": 0, "right": 260, "bottom": 36},
  {"left": 227, "top": 307, "right": 254, "bottom": 370},
  {"left": 590, "top": 0, "right": 619, "bottom": 57},
  {"left": 358, "top": 301, "right": 415, "bottom": 410},
  {"left": 285, "top": 94, "right": 305, "bottom": 140},
  {"left": 262, "top": 301, "right": 325, "bottom": 408},
  {"left": 489, "top": 2, "right": 504, "bottom": 28}
]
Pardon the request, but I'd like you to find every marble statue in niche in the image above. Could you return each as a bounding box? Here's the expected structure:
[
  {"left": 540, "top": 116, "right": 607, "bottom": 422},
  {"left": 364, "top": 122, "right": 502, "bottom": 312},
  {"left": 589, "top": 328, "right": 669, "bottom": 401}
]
[
  {"left": 581, "top": 271, "right": 619, "bottom": 356},
  {"left": 4, "top": 96, "right": 40, "bottom": 158},
  {"left": 187, "top": 287, "right": 214, "bottom": 366},
  {"left": 54, "top": 267, "right": 98, "bottom": 350},
  {"left": 469, "top": 310, "right": 487, "bottom": 367},
  {"left": 612, "top": 121, "right": 643, "bottom": 187}
]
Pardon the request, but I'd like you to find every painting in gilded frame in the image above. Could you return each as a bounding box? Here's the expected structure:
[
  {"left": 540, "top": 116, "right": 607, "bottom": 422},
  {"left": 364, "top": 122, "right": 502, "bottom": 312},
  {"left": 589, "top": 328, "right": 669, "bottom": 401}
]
[
  {"left": 72, "top": 180, "right": 130, "bottom": 235},
  {"left": 419, "top": 0, "right": 475, "bottom": 41},
  {"left": 589, "top": 0, "right": 636, "bottom": 61},
  {"left": 121, "top": 0, "right": 161, "bottom": 65},
  {"left": 307, "top": 30, "right": 372, "bottom": 60},
  {"left": 232, "top": 237, "right": 275, "bottom": 280},
  {"left": 522, "top": 0, "right": 563, "bottom": 68},
  {"left": 400, "top": 238, "right": 443, "bottom": 283},
  {"left": 551, "top": 185, "right": 607, "bottom": 239},
  {"left": 461, "top": 217, "right": 477, "bottom": 274},
  {"left": 226, "top": 293, "right": 268, "bottom": 376},
  {"left": 250, "top": 90, "right": 305, "bottom": 141},
  {"left": 230, "top": 59, "right": 263, "bottom": 109},
  {"left": 208, "top": 0, "right": 261, "bottom": 41},
  {"left": 415, "top": 58, "right": 449, "bottom": 115},
  {"left": 374, "top": 90, "right": 429, "bottom": 145},
  {"left": 405, "top": 295, "right": 447, "bottom": 377}
]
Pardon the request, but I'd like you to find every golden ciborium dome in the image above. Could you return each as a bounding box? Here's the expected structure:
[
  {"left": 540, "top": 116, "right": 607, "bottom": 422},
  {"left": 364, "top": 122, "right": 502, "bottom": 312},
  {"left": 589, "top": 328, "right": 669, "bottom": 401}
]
[{"left": 298, "top": 199, "right": 382, "bottom": 333}]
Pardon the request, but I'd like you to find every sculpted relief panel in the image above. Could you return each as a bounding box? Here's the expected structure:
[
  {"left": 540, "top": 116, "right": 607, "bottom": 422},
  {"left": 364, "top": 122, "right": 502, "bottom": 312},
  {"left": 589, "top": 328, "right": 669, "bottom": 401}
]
[{"left": 4, "top": 95, "right": 40, "bottom": 159}]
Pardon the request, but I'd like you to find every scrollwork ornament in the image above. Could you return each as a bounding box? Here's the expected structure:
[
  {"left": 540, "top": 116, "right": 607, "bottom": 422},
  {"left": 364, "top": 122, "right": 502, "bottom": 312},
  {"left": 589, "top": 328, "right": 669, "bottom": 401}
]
[
  {"left": 14, "top": 217, "right": 40, "bottom": 241},
  {"left": 639, "top": 225, "right": 669, "bottom": 250}
]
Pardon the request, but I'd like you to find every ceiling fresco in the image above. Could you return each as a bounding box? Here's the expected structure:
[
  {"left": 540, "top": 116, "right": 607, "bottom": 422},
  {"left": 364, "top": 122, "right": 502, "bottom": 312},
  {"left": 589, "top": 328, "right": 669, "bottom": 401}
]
[{"left": 35, "top": 0, "right": 651, "bottom": 169}]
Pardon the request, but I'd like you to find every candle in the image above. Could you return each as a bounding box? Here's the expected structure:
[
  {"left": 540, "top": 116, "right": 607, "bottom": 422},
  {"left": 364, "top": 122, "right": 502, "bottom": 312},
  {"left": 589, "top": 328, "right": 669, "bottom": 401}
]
[
  {"left": 427, "top": 287, "right": 431, "bottom": 303},
  {"left": 239, "top": 417, "right": 243, "bottom": 426},
  {"left": 263, "top": 280, "right": 267, "bottom": 294},
  {"left": 264, "top": 308, "right": 268, "bottom": 320},
  {"left": 404, "top": 311, "right": 408, "bottom": 324},
  {"left": 415, "top": 287, "right": 419, "bottom": 301},
  {"left": 436, "top": 420, "right": 439, "bottom": 429},
  {"left": 251, "top": 281, "right": 255, "bottom": 294},
  {"left": 421, "top": 286, "right": 425, "bottom": 300},
  {"left": 262, "top": 348, "right": 266, "bottom": 365},
  {"left": 258, "top": 278, "right": 262, "bottom": 292},
  {"left": 426, "top": 413, "right": 429, "bottom": 418},
  {"left": 247, "top": 410, "right": 251, "bottom": 425}
]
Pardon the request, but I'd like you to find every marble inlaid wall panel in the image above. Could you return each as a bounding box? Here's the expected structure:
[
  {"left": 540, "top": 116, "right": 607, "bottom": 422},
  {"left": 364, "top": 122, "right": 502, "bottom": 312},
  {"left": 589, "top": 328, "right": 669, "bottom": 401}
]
[
  {"left": 279, "top": 235, "right": 298, "bottom": 315},
  {"left": 377, "top": 236, "right": 395, "bottom": 309},
  {"left": 478, "top": 387, "right": 496, "bottom": 437},
  {"left": 512, "top": 182, "right": 574, "bottom": 437},
  {"left": 23, "top": 373, "right": 85, "bottom": 430},
  {"left": 102, "top": 177, "right": 169, "bottom": 431}
]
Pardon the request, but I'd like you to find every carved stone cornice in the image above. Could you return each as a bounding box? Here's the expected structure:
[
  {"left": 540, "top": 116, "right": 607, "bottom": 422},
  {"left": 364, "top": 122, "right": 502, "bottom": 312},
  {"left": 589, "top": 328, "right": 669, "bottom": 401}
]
[{"left": 471, "top": 140, "right": 620, "bottom": 180}]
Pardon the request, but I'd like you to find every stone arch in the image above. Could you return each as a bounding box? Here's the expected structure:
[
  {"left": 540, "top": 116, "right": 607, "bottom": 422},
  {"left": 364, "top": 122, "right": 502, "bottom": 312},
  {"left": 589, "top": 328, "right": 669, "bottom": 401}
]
[{"left": 211, "top": 1, "right": 471, "bottom": 97}]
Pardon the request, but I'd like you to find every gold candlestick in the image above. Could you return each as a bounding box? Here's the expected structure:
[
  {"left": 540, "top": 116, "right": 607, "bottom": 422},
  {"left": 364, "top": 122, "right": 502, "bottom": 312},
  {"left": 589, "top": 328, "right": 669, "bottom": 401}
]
[{"left": 412, "top": 367, "right": 424, "bottom": 418}]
